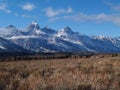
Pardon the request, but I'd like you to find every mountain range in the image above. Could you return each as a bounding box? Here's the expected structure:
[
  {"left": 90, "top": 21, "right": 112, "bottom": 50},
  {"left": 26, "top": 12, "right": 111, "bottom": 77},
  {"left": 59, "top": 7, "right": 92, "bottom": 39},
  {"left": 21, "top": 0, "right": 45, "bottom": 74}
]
[{"left": 0, "top": 21, "right": 120, "bottom": 54}]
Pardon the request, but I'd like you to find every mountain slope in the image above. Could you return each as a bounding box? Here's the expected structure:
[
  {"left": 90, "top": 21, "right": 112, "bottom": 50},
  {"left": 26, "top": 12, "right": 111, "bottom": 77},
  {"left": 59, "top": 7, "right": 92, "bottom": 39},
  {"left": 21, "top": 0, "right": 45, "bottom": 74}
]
[
  {"left": 0, "top": 21, "right": 120, "bottom": 53},
  {"left": 0, "top": 25, "right": 24, "bottom": 38},
  {"left": 0, "top": 37, "right": 29, "bottom": 53}
]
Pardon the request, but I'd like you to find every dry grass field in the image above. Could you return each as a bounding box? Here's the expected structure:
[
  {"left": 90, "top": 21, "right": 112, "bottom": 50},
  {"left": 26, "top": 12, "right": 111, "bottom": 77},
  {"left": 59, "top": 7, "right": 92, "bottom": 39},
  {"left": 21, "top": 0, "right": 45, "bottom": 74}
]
[{"left": 0, "top": 55, "right": 120, "bottom": 90}]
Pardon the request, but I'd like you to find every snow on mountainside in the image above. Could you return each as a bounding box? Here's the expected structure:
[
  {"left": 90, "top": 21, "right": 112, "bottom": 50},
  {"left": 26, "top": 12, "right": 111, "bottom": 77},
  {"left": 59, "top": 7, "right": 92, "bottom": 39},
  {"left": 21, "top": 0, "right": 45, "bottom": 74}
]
[
  {"left": 0, "top": 25, "right": 24, "bottom": 38},
  {"left": 0, "top": 37, "right": 29, "bottom": 53},
  {"left": 0, "top": 21, "right": 120, "bottom": 53},
  {"left": 25, "top": 21, "right": 46, "bottom": 35},
  {"left": 56, "top": 27, "right": 79, "bottom": 40}
]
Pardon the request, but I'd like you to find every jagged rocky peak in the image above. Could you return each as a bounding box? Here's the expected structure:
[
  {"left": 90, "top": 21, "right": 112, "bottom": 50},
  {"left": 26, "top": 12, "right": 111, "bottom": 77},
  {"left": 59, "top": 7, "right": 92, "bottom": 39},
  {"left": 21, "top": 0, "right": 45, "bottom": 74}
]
[
  {"left": 59, "top": 26, "right": 74, "bottom": 34},
  {"left": 32, "top": 20, "right": 38, "bottom": 25},
  {"left": 44, "top": 26, "right": 50, "bottom": 29},
  {"left": 41, "top": 26, "right": 56, "bottom": 34},
  {"left": 6, "top": 25, "right": 16, "bottom": 29},
  {"left": 64, "top": 26, "right": 71, "bottom": 30},
  {"left": 93, "top": 35, "right": 111, "bottom": 40},
  {"left": 27, "top": 20, "right": 40, "bottom": 30},
  {"left": 63, "top": 26, "right": 73, "bottom": 33}
]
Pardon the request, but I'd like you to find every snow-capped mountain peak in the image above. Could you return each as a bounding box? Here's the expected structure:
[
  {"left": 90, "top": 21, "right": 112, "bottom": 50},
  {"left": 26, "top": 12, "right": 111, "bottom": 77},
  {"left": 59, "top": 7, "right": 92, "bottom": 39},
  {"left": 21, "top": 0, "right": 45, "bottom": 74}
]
[
  {"left": 25, "top": 21, "right": 46, "bottom": 35},
  {"left": 57, "top": 26, "right": 77, "bottom": 38},
  {"left": 32, "top": 20, "right": 38, "bottom": 25},
  {"left": 6, "top": 25, "right": 16, "bottom": 30},
  {"left": 1, "top": 21, "right": 120, "bottom": 53},
  {"left": 27, "top": 21, "right": 40, "bottom": 30},
  {"left": 61, "top": 26, "right": 74, "bottom": 34},
  {"left": 64, "top": 26, "right": 72, "bottom": 31}
]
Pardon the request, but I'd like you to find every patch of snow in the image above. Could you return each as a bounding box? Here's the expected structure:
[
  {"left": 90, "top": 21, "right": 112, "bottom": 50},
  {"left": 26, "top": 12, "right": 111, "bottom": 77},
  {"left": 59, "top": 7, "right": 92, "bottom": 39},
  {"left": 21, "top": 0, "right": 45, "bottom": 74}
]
[
  {"left": 8, "top": 36, "right": 39, "bottom": 39},
  {"left": 0, "top": 45, "right": 6, "bottom": 49}
]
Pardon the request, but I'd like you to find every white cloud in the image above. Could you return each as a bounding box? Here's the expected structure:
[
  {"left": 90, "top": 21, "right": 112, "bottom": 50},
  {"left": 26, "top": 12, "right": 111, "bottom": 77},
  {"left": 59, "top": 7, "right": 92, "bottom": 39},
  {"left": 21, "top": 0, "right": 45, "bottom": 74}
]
[
  {"left": 44, "top": 7, "right": 73, "bottom": 17},
  {"left": 14, "top": 13, "right": 19, "bottom": 16},
  {"left": 21, "top": 3, "right": 35, "bottom": 11},
  {"left": 49, "top": 13, "right": 120, "bottom": 26},
  {"left": 111, "top": 4, "right": 120, "bottom": 12},
  {"left": 105, "top": 2, "right": 120, "bottom": 12},
  {"left": 67, "top": 13, "right": 108, "bottom": 22},
  {"left": 0, "top": 3, "right": 11, "bottom": 13},
  {"left": 67, "top": 7, "right": 73, "bottom": 13},
  {"left": 22, "top": 14, "right": 37, "bottom": 18}
]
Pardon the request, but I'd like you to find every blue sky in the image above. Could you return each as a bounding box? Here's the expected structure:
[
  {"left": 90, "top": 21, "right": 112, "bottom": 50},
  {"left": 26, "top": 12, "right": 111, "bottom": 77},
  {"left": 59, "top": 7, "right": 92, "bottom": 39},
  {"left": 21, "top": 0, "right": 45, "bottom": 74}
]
[{"left": 0, "top": 0, "right": 120, "bottom": 37}]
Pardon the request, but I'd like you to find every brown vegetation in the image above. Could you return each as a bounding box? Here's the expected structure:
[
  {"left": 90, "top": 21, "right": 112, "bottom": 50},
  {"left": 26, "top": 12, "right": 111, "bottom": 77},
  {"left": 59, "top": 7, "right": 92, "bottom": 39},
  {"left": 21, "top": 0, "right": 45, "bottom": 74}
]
[{"left": 0, "top": 54, "right": 120, "bottom": 90}]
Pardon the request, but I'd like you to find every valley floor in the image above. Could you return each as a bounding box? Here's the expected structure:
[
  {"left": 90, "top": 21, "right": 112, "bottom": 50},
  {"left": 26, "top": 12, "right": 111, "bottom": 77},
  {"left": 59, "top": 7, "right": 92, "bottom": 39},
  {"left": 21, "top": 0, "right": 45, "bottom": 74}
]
[{"left": 0, "top": 55, "right": 120, "bottom": 90}]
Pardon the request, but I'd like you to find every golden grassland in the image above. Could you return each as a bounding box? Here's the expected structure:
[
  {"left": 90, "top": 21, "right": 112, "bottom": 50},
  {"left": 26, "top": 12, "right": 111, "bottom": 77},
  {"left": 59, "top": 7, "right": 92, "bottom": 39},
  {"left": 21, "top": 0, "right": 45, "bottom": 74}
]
[{"left": 0, "top": 55, "right": 120, "bottom": 90}]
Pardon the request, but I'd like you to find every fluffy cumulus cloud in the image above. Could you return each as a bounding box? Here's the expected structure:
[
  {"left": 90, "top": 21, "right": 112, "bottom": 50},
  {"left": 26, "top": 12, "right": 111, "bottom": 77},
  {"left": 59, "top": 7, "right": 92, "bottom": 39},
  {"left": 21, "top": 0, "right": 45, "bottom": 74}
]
[
  {"left": 21, "top": 3, "right": 35, "bottom": 11},
  {"left": 0, "top": 3, "right": 11, "bottom": 13},
  {"left": 44, "top": 7, "right": 73, "bottom": 17}
]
